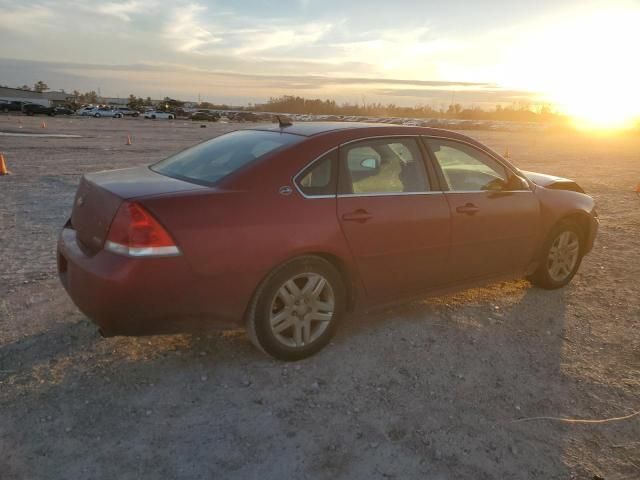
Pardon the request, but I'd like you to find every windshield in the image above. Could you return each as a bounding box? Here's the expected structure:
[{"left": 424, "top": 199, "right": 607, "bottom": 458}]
[{"left": 151, "top": 130, "right": 303, "bottom": 185}]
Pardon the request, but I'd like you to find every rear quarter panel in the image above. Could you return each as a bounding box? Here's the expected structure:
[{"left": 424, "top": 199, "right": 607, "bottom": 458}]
[{"left": 139, "top": 138, "right": 360, "bottom": 322}]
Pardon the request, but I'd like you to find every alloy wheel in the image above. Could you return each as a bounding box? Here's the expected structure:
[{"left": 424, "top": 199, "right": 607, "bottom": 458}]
[
  {"left": 269, "top": 273, "right": 335, "bottom": 348},
  {"left": 547, "top": 231, "right": 580, "bottom": 282}
]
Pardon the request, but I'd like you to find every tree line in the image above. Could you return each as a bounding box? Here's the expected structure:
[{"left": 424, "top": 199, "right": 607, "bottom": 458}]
[
  {"left": 0, "top": 80, "right": 564, "bottom": 122},
  {"left": 252, "top": 95, "right": 562, "bottom": 123}
]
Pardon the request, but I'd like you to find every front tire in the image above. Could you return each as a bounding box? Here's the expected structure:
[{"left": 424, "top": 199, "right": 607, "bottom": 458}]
[
  {"left": 246, "top": 256, "right": 346, "bottom": 361},
  {"left": 528, "top": 221, "right": 583, "bottom": 289}
]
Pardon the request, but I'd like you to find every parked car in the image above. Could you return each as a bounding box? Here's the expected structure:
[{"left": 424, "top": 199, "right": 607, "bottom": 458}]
[
  {"left": 190, "top": 110, "right": 219, "bottom": 122},
  {"left": 0, "top": 100, "right": 27, "bottom": 112},
  {"left": 57, "top": 123, "right": 598, "bottom": 360},
  {"left": 143, "top": 111, "right": 175, "bottom": 119},
  {"left": 93, "top": 107, "right": 123, "bottom": 118},
  {"left": 117, "top": 107, "right": 140, "bottom": 117},
  {"left": 22, "top": 103, "right": 56, "bottom": 116},
  {"left": 53, "top": 106, "right": 75, "bottom": 115},
  {"left": 76, "top": 106, "right": 97, "bottom": 116}
]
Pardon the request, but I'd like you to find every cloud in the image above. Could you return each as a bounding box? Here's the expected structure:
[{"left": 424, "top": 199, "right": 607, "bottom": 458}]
[
  {"left": 0, "top": 3, "right": 54, "bottom": 33},
  {"left": 97, "top": 1, "right": 148, "bottom": 21},
  {"left": 163, "top": 3, "right": 224, "bottom": 53},
  {"left": 0, "top": 57, "right": 535, "bottom": 108},
  {"left": 231, "top": 22, "right": 333, "bottom": 55}
]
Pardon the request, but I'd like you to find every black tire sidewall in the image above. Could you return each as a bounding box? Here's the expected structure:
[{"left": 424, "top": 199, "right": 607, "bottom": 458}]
[{"left": 251, "top": 257, "right": 346, "bottom": 361}]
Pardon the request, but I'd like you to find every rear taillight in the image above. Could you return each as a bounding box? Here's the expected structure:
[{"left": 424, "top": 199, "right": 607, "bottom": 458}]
[{"left": 105, "top": 202, "right": 180, "bottom": 257}]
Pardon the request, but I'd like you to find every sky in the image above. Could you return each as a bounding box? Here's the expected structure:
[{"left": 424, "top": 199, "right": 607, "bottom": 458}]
[{"left": 1, "top": 0, "right": 639, "bottom": 126}]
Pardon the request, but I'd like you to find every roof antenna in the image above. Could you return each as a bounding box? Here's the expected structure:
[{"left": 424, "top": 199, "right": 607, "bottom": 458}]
[{"left": 276, "top": 115, "right": 293, "bottom": 128}]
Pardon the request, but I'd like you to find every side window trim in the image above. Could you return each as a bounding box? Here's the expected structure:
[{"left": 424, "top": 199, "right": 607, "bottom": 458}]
[
  {"left": 337, "top": 135, "right": 433, "bottom": 196},
  {"left": 293, "top": 147, "right": 338, "bottom": 199},
  {"left": 421, "top": 135, "right": 531, "bottom": 193}
]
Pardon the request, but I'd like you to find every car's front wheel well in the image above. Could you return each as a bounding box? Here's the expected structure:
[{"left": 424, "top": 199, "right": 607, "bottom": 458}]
[{"left": 556, "top": 213, "right": 591, "bottom": 255}]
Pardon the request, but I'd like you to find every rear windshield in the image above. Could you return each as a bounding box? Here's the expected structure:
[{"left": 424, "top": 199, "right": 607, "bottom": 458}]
[{"left": 151, "top": 130, "right": 303, "bottom": 185}]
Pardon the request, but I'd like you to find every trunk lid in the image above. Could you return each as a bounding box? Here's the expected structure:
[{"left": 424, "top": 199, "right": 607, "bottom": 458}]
[{"left": 70, "top": 166, "right": 207, "bottom": 254}]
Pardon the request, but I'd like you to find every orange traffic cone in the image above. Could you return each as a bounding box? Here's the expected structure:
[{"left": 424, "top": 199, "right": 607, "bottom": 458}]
[
  {"left": 41, "top": 121, "right": 46, "bottom": 129},
  {"left": 126, "top": 135, "right": 132, "bottom": 145},
  {"left": 0, "top": 153, "right": 10, "bottom": 175},
  {"left": 634, "top": 183, "right": 640, "bottom": 195}
]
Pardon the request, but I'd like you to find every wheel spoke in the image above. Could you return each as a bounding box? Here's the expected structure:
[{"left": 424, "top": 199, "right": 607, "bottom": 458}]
[
  {"left": 310, "top": 277, "right": 327, "bottom": 299},
  {"left": 277, "top": 287, "right": 293, "bottom": 306},
  {"left": 301, "top": 319, "right": 311, "bottom": 344},
  {"left": 549, "top": 262, "right": 562, "bottom": 277},
  {"left": 313, "top": 300, "right": 334, "bottom": 312},
  {"left": 293, "top": 322, "right": 303, "bottom": 346},
  {"left": 301, "top": 274, "right": 320, "bottom": 295},
  {"left": 270, "top": 309, "right": 289, "bottom": 327},
  {"left": 285, "top": 280, "right": 301, "bottom": 297},
  {"left": 310, "top": 312, "right": 332, "bottom": 322},
  {"left": 566, "top": 242, "right": 579, "bottom": 253},
  {"left": 273, "top": 316, "right": 296, "bottom": 333}
]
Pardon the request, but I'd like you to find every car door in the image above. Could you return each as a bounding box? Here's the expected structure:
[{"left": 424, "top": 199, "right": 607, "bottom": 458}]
[
  {"left": 337, "top": 136, "right": 452, "bottom": 300},
  {"left": 423, "top": 137, "right": 540, "bottom": 281}
]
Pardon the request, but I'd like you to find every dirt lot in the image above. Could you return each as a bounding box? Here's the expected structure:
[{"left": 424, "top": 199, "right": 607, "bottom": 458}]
[{"left": 1, "top": 114, "right": 638, "bottom": 479}]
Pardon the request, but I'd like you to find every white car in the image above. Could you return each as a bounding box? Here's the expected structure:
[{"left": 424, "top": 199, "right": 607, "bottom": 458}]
[
  {"left": 77, "top": 106, "right": 97, "bottom": 116},
  {"left": 143, "top": 111, "right": 175, "bottom": 119},
  {"left": 93, "top": 107, "right": 123, "bottom": 118}
]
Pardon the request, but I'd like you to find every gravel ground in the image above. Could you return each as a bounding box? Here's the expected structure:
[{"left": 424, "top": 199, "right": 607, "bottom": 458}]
[{"left": 1, "top": 114, "right": 639, "bottom": 479}]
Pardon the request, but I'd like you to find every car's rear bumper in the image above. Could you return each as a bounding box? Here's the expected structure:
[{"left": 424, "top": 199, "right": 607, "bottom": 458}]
[{"left": 57, "top": 227, "right": 245, "bottom": 336}]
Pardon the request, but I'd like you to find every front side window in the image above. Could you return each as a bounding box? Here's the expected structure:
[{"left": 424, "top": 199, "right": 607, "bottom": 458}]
[
  {"left": 152, "top": 130, "right": 303, "bottom": 185},
  {"left": 296, "top": 150, "right": 337, "bottom": 196},
  {"left": 425, "top": 138, "right": 510, "bottom": 192},
  {"left": 341, "top": 138, "right": 429, "bottom": 194}
]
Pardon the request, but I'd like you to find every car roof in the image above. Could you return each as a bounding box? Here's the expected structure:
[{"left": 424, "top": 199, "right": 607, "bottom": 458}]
[{"left": 251, "top": 122, "right": 396, "bottom": 137}]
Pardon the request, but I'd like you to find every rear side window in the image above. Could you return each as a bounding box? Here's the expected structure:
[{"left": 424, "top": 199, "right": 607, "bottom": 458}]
[
  {"left": 152, "top": 130, "right": 303, "bottom": 185},
  {"left": 296, "top": 150, "right": 337, "bottom": 197},
  {"left": 340, "top": 137, "right": 430, "bottom": 194}
]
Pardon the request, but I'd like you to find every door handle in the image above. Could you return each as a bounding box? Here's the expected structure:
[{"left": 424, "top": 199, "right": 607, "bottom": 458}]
[
  {"left": 456, "top": 203, "right": 480, "bottom": 215},
  {"left": 342, "top": 209, "right": 373, "bottom": 223}
]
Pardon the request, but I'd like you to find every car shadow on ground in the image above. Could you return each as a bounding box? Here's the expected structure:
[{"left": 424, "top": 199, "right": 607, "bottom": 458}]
[{"left": 1, "top": 279, "right": 593, "bottom": 478}]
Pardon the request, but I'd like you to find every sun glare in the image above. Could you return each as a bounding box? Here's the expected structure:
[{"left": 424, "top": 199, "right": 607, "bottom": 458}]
[{"left": 504, "top": 7, "right": 640, "bottom": 131}]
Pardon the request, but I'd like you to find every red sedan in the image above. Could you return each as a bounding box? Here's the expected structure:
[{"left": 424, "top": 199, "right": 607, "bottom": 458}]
[{"left": 57, "top": 122, "right": 598, "bottom": 360}]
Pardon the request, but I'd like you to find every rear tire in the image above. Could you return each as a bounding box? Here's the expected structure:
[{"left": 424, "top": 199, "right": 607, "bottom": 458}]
[
  {"left": 246, "top": 256, "right": 346, "bottom": 361},
  {"left": 528, "top": 221, "right": 583, "bottom": 289}
]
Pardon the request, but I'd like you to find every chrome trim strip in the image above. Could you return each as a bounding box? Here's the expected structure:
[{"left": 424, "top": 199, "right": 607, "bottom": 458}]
[
  {"left": 292, "top": 147, "right": 339, "bottom": 199},
  {"left": 444, "top": 190, "right": 533, "bottom": 194},
  {"left": 339, "top": 134, "right": 418, "bottom": 147},
  {"left": 291, "top": 134, "right": 532, "bottom": 200},
  {"left": 105, "top": 241, "right": 181, "bottom": 257},
  {"left": 337, "top": 191, "right": 442, "bottom": 198}
]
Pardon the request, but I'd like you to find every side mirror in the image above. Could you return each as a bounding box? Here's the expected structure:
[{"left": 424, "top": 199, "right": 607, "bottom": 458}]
[
  {"left": 507, "top": 175, "right": 529, "bottom": 190},
  {"left": 360, "top": 158, "right": 380, "bottom": 170}
]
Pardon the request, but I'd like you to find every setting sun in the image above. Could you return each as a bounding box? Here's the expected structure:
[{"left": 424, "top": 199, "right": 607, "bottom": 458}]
[{"left": 504, "top": 6, "right": 640, "bottom": 130}]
